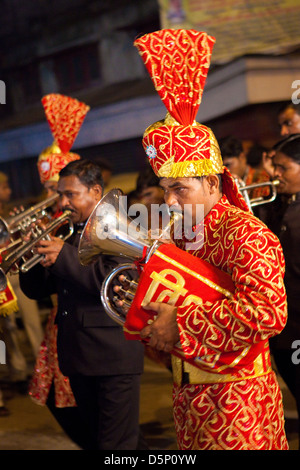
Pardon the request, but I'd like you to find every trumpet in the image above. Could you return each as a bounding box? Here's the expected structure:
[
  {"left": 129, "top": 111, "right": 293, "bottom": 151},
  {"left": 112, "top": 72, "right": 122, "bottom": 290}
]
[
  {"left": 237, "top": 179, "right": 280, "bottom": 211},
  {"left": 0, "top": 194, "right": 73, "bottom": 291},
  {"left": 0, "top": 193, "right": 59, "bottom": 246}
]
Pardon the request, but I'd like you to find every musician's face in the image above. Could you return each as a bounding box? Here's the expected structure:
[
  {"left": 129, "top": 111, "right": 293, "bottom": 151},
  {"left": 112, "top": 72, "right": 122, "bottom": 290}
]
[
  {"left": 43, "top": 181, "right": 58, "bottom": 198},
  {"left": 223, "top": 153, "right": 247, "bottom": 179},
  {"left": 278, "top": 107, "right": 300, "bottom": 136},
  {"left": 273, "top": 151, "right": 300, "bottom": 195},
  {"left": 57, "top": 175, "right": 103, "bottom": 223},
  {"left": 0, "top": 180, "right": 12, "bottom": 204},
  {"left": 140, "top": 186, "right": 164, "bottom": 206},
  {"left": 159, "top": 175, "right": 221, "bottom": 225}
]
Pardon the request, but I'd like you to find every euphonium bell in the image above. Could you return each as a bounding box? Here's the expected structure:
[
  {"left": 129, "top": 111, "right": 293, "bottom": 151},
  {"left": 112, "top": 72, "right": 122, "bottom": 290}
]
[
  {"left": 78, "top": 188, "right": 182, "bottom": 325},
  {"left": 78, "top": 188, "right": 174, "bottom": 265}
]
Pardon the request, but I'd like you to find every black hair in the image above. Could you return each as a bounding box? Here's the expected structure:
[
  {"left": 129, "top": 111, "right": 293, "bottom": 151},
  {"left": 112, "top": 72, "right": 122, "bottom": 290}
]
[
  {"left": 195, "top": 174, "right": 223, "bottom": 193},
  {"left": 247, "top": 144, "right": 267, "bottom": 168},
  {"left": 95, "top": 158, "right": 112, "bottom": 173},
  {"left": 136, "top": 166, "right": 160, "bottom": 194},
  {"left": 218, "top": 136, "right": 243, "bottom": 158},
  {"left": 278, "top": 101, "right": 300, "bottom": 116},
  {"left": 59, "top": 159, "right": 104, "bottom": 191},
  {"left": 275, "top": 133, "right": 300, "bottom": 164}
]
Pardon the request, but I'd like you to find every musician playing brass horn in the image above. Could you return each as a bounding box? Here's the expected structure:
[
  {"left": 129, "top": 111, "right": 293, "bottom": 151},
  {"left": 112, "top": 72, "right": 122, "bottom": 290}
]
[
  {"left": 130, "top": 29, "right": 288, "bottom": 450},
  {"left": 28, "top": 93, "right": 89, "bottom": 449},
  {"left": 19, "top": 158, "right": 144, "bottom": 450},
  {"left": 219, "top": 136, "right": 272, "bottom": 203}
]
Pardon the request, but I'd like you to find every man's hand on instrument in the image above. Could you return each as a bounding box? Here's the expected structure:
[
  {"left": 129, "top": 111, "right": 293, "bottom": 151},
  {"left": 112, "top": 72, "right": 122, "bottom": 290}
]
[
  {"left": 140, "top": 302, "right": 180, "bottom": 353},
  {"left": 9, "top": 205, "right": 25, "bottom": 216},
  {"left": 112, "top": 269, "right": 138, "bottom": 314},
  {"left": 19, "top": 219, "right": 64, "bottom": 267},
  {"left": 112, "top": 274, "right": 132, "bottom": 313},
  {"left": 35, "top": 236, "right": 64, "bottom": 267}
]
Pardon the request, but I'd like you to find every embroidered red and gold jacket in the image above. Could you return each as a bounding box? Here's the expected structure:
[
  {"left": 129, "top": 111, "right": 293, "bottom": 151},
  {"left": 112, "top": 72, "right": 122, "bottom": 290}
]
[
  {"left": 173, "top": 195, "right": 287, "bottom": 381},
  {"left": 124, "top": 194, "right": 287, "bottom": 383}
]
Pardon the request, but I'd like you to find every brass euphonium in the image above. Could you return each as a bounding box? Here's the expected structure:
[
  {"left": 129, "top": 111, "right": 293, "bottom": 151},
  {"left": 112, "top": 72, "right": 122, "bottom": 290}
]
[
  {"left": 0, "top": 193, "right": 74, "bottom": 291},
  {"left": 78, "top": 189, "right": 181, "bottom": 326},
  {"left": 78, "top": 179, "right": 280, "bottom": 325}
]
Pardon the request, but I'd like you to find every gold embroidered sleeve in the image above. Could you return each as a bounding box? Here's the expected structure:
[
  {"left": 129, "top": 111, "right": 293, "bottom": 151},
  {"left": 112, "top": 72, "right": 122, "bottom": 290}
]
[{"left": 176, "top": 220, "right": 287, "bottom": 360}]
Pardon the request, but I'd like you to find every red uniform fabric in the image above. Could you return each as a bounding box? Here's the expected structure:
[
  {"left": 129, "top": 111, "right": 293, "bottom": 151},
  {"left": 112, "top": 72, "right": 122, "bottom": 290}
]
[
  {"left": 0, "top": 254, "right": 18, "bottom": 315},
  {"left": 124, "top": 243, "right": 235, "bottom": 370},
  {"left": 0, "top": 279, "right": 18, "bottom": 316},
  {"left": 173, "top": 372, "right": 287, "bottom": 450},
  {"left": 172, "top": 195, "right": 288, "bottom": 450},
  {"left": 245, "top": 165, "right": 271, "bottom": 200},
  {"left": 132, "top": 28, "right": 288, "bottom": 450},
  {"left": 124, "top": 243, "right": 234, "bottom": 341},
  {"left": 28, "top": 305, "right": 76, "bottom": 408}
]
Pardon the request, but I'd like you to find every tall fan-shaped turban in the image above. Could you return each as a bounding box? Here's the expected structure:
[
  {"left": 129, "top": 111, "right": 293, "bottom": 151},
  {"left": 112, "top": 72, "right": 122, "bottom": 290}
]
[
  {"left": 134, "top": 29, "right": 249, "bottom": 211},
  {"left": 37, "top": 94, "right": 90, "bottom": 184}
]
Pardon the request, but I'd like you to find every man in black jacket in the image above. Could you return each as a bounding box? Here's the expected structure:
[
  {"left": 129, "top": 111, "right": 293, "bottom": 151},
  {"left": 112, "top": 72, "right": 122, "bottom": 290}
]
[{"left": 19, "top": 159, "right": 145, "bottom": 450}]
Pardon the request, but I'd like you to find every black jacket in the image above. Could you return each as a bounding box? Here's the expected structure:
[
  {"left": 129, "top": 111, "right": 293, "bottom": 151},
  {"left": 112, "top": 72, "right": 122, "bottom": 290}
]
[{"left": 19, "top": 225, "right": 144, "bottom": 376}]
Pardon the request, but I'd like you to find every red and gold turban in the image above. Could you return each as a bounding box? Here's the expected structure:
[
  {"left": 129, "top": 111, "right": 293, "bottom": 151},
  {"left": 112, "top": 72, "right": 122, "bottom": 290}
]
[
  {"left": 134, "top": 29, "right": 249, "bottom": 211},
  {"left": 37, "top": 94, "right": 90, "bottom": 184}
]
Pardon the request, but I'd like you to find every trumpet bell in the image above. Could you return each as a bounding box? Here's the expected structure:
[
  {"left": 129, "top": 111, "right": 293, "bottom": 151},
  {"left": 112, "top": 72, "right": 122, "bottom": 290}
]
[
  {"left": 0, "top": 193, "right": 59, "bottom": 246},
  {"left": 0, "top": 205, "right": 73, "bottom": 291},
  {"left": 78, "top": 188, "right": 183, "bottom": 328},
  {"left": 0, "top": 218, "right": 10, "bottom": 246},
  {"left": 237, "top": 179, "right": 280, "bottom": 210},
  {"left": 78, "top": 189, "right": 152, "bottom": 266}
]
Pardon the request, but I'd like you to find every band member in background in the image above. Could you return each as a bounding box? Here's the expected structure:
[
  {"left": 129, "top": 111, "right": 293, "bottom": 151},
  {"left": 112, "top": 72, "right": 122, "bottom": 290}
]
[
  {"left": 278, "top": 102, "right": 300, "bottom": 137},
  {"left": 0, "top": 172, "right": 19, "bottom": 416},
  {"left": 132, "top": 29, "right": 288, "bottom": 450},
  {"left": 0, "top": 171, "right": 42, "bottom": 403},
  {"left": 28, "top": 94, "right": 89, "bottom": 448},
  {"left": 19, "top": 159, "right": 145, "bottom": 450},
  {"left": 219, "top": 137, "right": 271, "bottom": 204},
  {"left": 218, "top": 136, "right": 249, "bottom": 182},
  {"left": 260, "top": 133, "right": 300, "bottom": 449}
]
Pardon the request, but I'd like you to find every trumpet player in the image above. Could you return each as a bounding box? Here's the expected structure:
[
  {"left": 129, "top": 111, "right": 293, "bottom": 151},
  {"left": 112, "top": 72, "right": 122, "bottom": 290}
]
[
  {"left": 19, "top": 159, "right": 144, "bottom": 450},
  {"left": 0, "top": 171, "right": 43, "bottom": 399},
  {"left": 131, "top": 29, "right": 288, "bottom": 450},
  {"left": 27, "top": 93, "right": 89, "bottom": 449}
]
